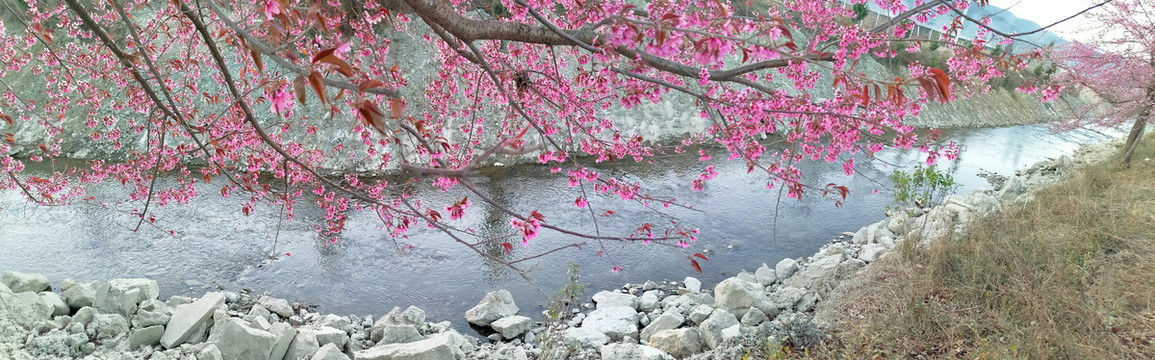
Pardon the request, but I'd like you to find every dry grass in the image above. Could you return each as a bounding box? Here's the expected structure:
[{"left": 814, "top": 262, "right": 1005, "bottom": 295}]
[{"left": 805, "top": 137, "right": 1155, "bottom": 359}]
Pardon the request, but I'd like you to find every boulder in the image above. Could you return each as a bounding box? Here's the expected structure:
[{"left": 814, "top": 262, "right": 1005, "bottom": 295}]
[
  {"left": 302, "top": 326, "right": 349, "bottom": 349},
  {"left": 561, "top": 327, "right": 609, "bottom": 349},
  {"left": 353, "top": 332, "right": 474, "bottom": 360},
  {"left": 734, "top": 271, "right": 758, "bottom": 284},
  {"left": 639, "top": 311, "right": 683, "bottom": 342},
  {"left": 740, "top": 308, "right": 768, "bottom": 326},
  {"left": 580, "top": 306, "right": 638, "bottom": 341},
  {"left": 93, "top": 278, "right": 158, "bottom": 318},
  {"left": 682, "top": 277, "right": 701, "bottom": 293},
  {"left": 1, "top": 271, "right": 50, "bottom": 293},
  {"left": 197, "top": 344, "right": 224, "bottom": 360},
  {"left": 698, "top": 309, "right": 738, "bottom": 349},
  {"left": 313, "top": 343, "right": 352, "bottom": 360},
  {"left": 317, "top": 314, "right": 354, "bottom": 334},
  {"left": 0, "top": 283, "right": 9, "bottom": 294},
  {"left": 256, "top": 296, "right": 294, "bottom": 318},
  {"left": 638, "top": 291, "right": 660, "bottom": 312},
  {"left": 208, "top": 317, "right": 278, "bottom": 360},
  {"left": 768, "top": 287, "right": 806, "bottom": 311},
  {"left": 268, "top": 322, "right": 297, "bottom": 360},
  {"left": 648, "top": 328, "right": 701, "bottom": 359},
  {"left": 774, "top": 259, "right": 798, "bottom": 279},
  {"left": 592, "top": 291, "right": 639, "bottom": 310},
  {"left": 912, "top": 206, "right": 955, "bottom": 244},
  {"left": 87, "top": 313, "right": 130, "bottom": 340},
  {"left": 284, "top": 329, "right": 320, "bottom": 360},
  {"left": 600, "top": 343, "right": 675, "bottom": 360},
  {"left": 132, "top": 299, "right": 173, "bottom": 328},
  {"left": 491, "top": 315, "right": 533, "bottom": 339},
  {"left": 374, "top": 324, "right": 423, "bottom": 345},
  {"left": 713, "top": 278, "right": 775, "bottom": 316},
  {"left": 38, "top": 291, "right": 70, "bottom": 316},
  {"left": 464, "top": 290, "right": 519, "bottom": 327},
  {"left": 0, "top": 292, "right": 52, "bottom": 327},
  {"left": 160, "top": 292, "right": 225, "bottom": 349},
  {"left": 755, "top": 263, "right": 777, "bottom": 286},
  {"left": 783, "top": 254, "right": 844, "bottom": 289},
  {"left": 687, "top": 304, "right": 713, "bottom": 325},
  {"left": 857, "top": 244, "right": 888, "bottom": 262},
  {"left": 127, "top": 325, "right": 165, "bottom": 349}
]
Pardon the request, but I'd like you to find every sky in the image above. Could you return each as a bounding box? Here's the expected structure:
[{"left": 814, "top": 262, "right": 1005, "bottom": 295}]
[{"left": 986, "top": 0, "right": 1099, "bottom": 41}]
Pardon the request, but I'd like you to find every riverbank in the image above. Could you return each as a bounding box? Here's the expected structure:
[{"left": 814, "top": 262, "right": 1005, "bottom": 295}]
[
  {"left": 806, "top": 136, "right": 1155, "bottom": 358},
  {"left": 2, "top": 135, "right": 1135, "bottom": 360}
]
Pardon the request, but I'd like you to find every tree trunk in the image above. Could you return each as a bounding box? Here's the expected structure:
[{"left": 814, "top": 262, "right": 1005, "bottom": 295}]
[{"left": 1121, "top": 86, "right": 1155, "bottom": 166}]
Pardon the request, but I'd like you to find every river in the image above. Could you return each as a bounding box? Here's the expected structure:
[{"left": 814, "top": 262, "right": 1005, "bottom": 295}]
[{"left": 0, "top": 123, "right": 1125, "bottom": 333}]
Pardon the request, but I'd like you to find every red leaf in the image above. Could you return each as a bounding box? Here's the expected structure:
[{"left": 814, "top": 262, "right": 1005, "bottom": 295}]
[
  {"left": 689, "top": 258, "right": 702, "bottom": 273},
  {"left": 928, "top": 68, "right": 950, "bottom": 102},
  {"left": 389, "top": 98, "right": 404, "bottom": 120},
  {"left": 358, "top": 79, "right": 386, "bottom": 92},
  {"left": 693, "top": 253, "right": 709, "bottom": 261},
  {"left": 250, "top": 47, "right": 264, "bottom": 71},
  {"left": 308, "top": 71, "right": 327, "bottom": 105},
  {"left": 357, "top": 101, "right": 387, "bottom": 134},
  {"left": 860, "top": 84, "right": 870, "bottom": 106},
  {"left": 0, "top": 112, "right": 12, "bottom": 126},
  {"left": 312, "top": 48, "right": 354, "bottom": 77},
  {"left": 292, "top": 75, "right": 307, "bottom": 105},
  {"left": 499, "top": 242, "right": 513, "bottom": 254}
]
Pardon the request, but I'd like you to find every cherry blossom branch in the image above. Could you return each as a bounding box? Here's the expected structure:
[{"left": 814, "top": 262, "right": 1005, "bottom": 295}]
[{"left": 203, "top": 0, "right": 401, "bottom": 99}]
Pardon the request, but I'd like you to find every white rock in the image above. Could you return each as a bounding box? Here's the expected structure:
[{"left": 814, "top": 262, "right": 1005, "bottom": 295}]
[
  {"left": 783, "top": 254, "right": 845, "bottom": 289},
  {"left": 87, "top": 313, "right": 129, "bottom": 340},
  {"left": 713, "top": 278, "right": 775, "bottom": 316},
  {"left": 208, "top": 317, "right": 278, "bottom": 360},
  {"left": 687, "top": 304, "right": 713, "bottom": 325},
  {"left": 648, "top": 328, "right": 701, "bottom": 359},
  {"left": 93, "top": 278, "right": 158, "bottom": 318},
  {"left": 775, "top": 258, "right": 798, "bottom": 279},
  {"left": 741, "top": 307, "right": 768, "bottom": 326},
  {"left": 857, "top": 244, "right": 888, "bottom": 262},
  {"left": 38, "top": 291, "right": 69, "bottom": 316},
  {"left": 581, "top": 306, "right": 639, "bottom": 341},
  {"left": 127, "top": 325, "right": 165, "bottom": 349},
  {"left": 638, "top": 291, "right": 660, "bottom": 312},
  {"left": 682, "top": 277, "right": 701, "bottom": 293},
  {"left": 592, "top": 291, "right": 639, "bottom": 310},
  {"left": 374, "top": 324, "right": 423, "bottom": 345},
  {"left": 160, "top": 292, "right": 225, "bottom": 349},
  {"left": 132, "top": 299, "right": 173, "bottom": 328},
  {"left": 317, "top": 314, "right": 354, "bottom": 333},
  {"left": 268, "top": 322, "right": 296, "bottom": 360},
  {"left": 313, "top": 343, "right": 351, "bottom": 360},
  {"left": 768, "top": 287, "right": 806, "bottom": 311},
  {"left": 600, "top": 343, "right": 675, "bottom": 360},
  {"left": 302, "top": 326, "right": 349, "bottom": 349},
  {"left": 561, "top": 327, "right": 609, "bottom": 349},
  {"left": 1, "top": 271, "right": 50, "bottom": 293},
  {"left": 698, "top": 309, "right": 738, "bottom": 349},
  {"left": 755, "top": 263, "right": 777, "bottom": 286},
  {"left": 257, "top": 296, "right": 294, "bottom": 318},
  {"left": 284, "top": 329, "right": 320, "bottom": 360},
  {"left": 639, "top": 311, "right": 683, "bottom": 342},
  {"left": 353, "top": 332, "right": 474, "bottom": 360},
  {"left": 197, "top": 344, "right": 224, "bottom": 360},
  {"left": 464, "top": 290, "right": 519, "bottom": 327},
  {"left": 491, "top": 315, "right": 533, "bottom": 339}
]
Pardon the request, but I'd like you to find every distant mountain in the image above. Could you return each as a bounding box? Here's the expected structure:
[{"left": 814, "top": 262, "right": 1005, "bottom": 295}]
[{"left": 847, "top": 0, "right": 1067, "bottom": 51}]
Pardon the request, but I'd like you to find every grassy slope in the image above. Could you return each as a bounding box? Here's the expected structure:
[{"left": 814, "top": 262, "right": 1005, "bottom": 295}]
[{"left": 806, "top": 137, "right": 1155, "bottom": 359}]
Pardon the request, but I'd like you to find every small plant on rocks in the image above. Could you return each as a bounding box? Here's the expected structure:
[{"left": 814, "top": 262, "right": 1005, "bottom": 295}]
[{"left": 888, "top": 164, "right": 958, "bottom": 212}]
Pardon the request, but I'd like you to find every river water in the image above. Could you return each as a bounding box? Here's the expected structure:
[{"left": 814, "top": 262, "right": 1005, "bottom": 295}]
[{"left": 0, "top": 123, "right": 1124, "bottom": 333}]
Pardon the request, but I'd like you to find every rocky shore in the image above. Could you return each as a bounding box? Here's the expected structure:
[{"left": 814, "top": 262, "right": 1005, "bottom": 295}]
[{"left": 0, "top": 140, "right": 1121, "bottom": 360}]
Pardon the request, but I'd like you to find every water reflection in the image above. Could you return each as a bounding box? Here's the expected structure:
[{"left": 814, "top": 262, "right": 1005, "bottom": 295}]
[{"left": 0, "top": 124, "right": 1124, "bottom": 333}]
